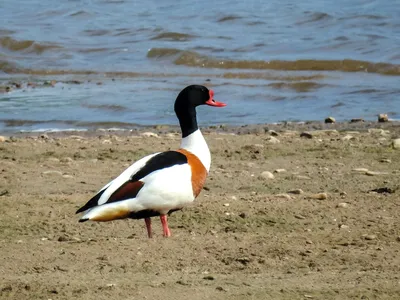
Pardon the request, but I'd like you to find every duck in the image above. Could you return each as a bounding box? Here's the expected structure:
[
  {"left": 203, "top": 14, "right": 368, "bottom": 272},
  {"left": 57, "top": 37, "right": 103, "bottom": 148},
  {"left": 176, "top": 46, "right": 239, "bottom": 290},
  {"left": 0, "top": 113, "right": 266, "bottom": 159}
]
[{"left": 76, "top": 85, "right": 226, "bottom": 238}]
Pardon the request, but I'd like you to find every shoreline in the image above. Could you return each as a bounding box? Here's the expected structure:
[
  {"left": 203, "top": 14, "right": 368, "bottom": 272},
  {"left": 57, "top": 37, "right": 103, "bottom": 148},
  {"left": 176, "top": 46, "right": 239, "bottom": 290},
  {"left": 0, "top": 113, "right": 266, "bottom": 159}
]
[{"left": 1, "top": 120, "right": 399, "bottom": 138}]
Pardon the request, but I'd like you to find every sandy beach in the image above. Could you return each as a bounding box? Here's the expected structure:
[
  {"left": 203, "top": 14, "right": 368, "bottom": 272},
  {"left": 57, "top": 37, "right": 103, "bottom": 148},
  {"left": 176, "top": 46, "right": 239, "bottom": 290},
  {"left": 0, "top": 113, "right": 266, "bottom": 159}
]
[{"left": 1, "top": 122, "right": 400, "bottom": 299}]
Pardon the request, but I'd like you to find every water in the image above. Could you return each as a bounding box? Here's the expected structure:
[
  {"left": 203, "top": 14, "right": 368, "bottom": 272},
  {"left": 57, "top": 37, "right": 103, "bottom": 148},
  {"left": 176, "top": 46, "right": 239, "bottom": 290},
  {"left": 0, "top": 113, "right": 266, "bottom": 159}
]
[{"left": 1, "top": 0, "right": 400, "bottom": 132}]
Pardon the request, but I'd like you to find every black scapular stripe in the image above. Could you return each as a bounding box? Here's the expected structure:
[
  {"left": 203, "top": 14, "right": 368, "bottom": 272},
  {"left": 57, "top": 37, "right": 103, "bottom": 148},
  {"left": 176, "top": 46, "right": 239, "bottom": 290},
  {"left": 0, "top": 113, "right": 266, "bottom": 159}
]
[{"left": 130, "top": 151, "right": 187, "bottom": 182}]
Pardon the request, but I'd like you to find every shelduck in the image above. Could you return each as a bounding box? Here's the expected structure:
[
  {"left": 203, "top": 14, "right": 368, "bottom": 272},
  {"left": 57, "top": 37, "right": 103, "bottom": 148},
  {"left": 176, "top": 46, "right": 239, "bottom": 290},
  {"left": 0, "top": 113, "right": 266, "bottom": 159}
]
[{"left": 76, "top": 85, "right": 226, "bottom": 237}]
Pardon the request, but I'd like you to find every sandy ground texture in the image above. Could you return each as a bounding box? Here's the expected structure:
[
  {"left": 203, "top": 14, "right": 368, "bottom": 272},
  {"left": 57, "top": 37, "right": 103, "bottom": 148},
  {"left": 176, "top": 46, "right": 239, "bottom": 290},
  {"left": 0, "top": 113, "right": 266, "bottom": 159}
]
[{"left": 1, "top": 123, "right": 400, "bottom": 300}]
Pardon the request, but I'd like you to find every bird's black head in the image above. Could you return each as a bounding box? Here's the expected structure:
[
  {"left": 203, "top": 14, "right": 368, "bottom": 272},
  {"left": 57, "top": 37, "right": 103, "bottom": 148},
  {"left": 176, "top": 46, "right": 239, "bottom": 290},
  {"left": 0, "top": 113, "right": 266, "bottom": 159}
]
[{"left": 174, "top": 85, "right": 226, "bottom": 138}]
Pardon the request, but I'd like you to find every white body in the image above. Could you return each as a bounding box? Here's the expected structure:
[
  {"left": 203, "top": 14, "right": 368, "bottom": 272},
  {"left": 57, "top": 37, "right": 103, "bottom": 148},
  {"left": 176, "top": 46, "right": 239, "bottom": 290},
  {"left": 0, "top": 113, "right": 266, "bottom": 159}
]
[{"left": 81, "top": 129, "right": 210, "bottom": 220}]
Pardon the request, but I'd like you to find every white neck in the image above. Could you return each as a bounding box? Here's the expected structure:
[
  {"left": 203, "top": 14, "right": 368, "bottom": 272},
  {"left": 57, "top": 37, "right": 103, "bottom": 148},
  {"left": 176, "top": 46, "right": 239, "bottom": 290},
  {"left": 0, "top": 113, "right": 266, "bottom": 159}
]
[{"left": 180, "top": 129, "right": 211, "bottom": 172}]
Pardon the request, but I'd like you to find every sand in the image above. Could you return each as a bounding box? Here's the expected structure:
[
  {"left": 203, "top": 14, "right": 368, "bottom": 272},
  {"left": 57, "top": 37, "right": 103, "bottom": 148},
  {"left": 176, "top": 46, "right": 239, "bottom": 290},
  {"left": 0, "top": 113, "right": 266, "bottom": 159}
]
[{"left": 1, "top": 123, "right": 400, "bottom": 299}]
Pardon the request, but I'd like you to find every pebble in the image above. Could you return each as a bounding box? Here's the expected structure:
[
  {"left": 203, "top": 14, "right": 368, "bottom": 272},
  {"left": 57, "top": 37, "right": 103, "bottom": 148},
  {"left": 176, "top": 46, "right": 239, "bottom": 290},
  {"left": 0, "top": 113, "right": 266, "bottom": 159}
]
[
  {"left": 350, "top": 118, "right": 364, "bottom": 123},
  {"left": 294, "top": 214, "right": 306, "bottom": 219},
  {"left": 352, "top": 168, "right": 369, "bottom": 173},
  {"left": 40, "top": 134, "right": 49, "bottom": 140},
  {"left": 69, "top": 135, "right": 85, "bottom": 140},
  {"left": 48, "top": 157, "right": 60, "bottom": 163},
  {"left": 231, "top": 196, "right": 237, "bottom": 200},
  {"left": 268, "top": 130, "right": 279, "bottom": 136},
  {"left": 223, "top": 203, "right": 230, "bottom": 207},
  {"left": 203, "top": 275, "right": 215, "bottom": 280},
  {"left": 300, "top": 132, "right": 313, "bottom": 139},
  {"left": 0, "top": 136, "right": 6, "bottom": 142},
  {"left": 325, "top": 116, "right": 336, "bottom": 123},
  {"left": 259, "top": 171, "right": 275, "bottom": 180},
  {"left": 60, "top": 157, "right": 74, "bottom": 163},
  {"left": 42, "top": 170, "right": 63, "bottom": 176},
  {"left": 265, "top": 136, "right": 280, "bottom": 144},
  {"left": 274, "top": 168, "right": 287, "bottom": 173},
  {"left": 62, "top": 174, "right": 74, "bottom": 179},
  {"left": 140, "top": 132, "right": 159, "bottom": 138},
  {"left": 396, "top": 236, "right": 400, "bottom": 242},
  {"left": 368, "top": 129, "right": 390, "bottom": 136},
  {"left": 392, "top": 138, "right": 400, "bottom": 149},
  {"left": 365, "top": 171, "right": 388, "bottom": 176},
  {"left": 342, "top": 134, "right": 354, "bottom": 141},
  {"left": 378, "top": 113, "right": 389, "bottom": 122},
  {"left": 288, "top": 189, "right": 304, "bottom": 194},
  {"left": 101, "top": 139, "right": 112, "bottom": 144},
  {"left": 339, "top": 224, "right": 349, "bottom": 230},
  {"left": 296, "top": 175, "right": 311, "bottom": 180},
  {"left": 0, "top": 190, "right": 9, "bottom": 196},
  {"left": 309, "top": 193, "right": 328, "bottom": 200},
  {"left": 239, "top": 212, "right": 246, "bottom": 218},
  {"left": 275, "top": 193, "right": 292, "bottom": 200},
  {"left": 337, "top": 202, "right": 349, "bottom": 208},
  {"left": 306, "top": 240, "right": 313, "bottom": 244},
  {"left": 380, "top": 158, "right": 391, "bottom": 163},
  {"left": 363, "top": 234, "right": 377, "bottom": 240},
  {"left": 57, "top": 235, "right": 69, "bottom": 242}
]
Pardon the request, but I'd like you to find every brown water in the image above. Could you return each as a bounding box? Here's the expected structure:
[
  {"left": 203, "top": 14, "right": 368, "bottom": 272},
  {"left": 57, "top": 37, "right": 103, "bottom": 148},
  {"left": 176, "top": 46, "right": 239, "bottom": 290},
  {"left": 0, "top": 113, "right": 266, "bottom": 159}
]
[{"left": 0, "top": 0, "right": 399, "bottom": 132}]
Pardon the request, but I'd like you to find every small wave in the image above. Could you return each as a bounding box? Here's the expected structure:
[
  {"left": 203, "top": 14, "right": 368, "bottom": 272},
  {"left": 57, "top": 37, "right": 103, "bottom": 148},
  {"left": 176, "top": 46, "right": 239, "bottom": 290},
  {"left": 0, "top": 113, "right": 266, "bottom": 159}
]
[
  {"left": 82, "top": 29, "right": 111, "bottom": 37},
  {"left": 339, "top": 14, "right": 386, "bottom": 21},
  {"left": 0, "top": 59, "right": 19, "bottom": 73},
  {"left": 151, "top": 32, "right": 195, "bottom": 41},
  {"left": 296, "top": 12, "right": 333, "bottom": 25},
  {"left": 217, "top": 15, "right": 242, "bottom": 23},
  {"left": 79, "top": 47, "right": 111, "bottom": 53},
  {"left": 268, "top": 81, "right": 326, "bottom": 93},
  {"left": 68, "top": 10, "right": 92, "bottom": 17},
  {"left": 146, "top": 47, "right": 183, "bottom": 58},
  {"left": 169, "top": 50, "right": 400, "bottom": 75},
  {"left": 0, "top": 36, "right": 62, "bottom": 54},
  {"left": 222, "top": 72, "right": 326, "bottom": 81},
  {"left": 82, "top": 103, "right": 128, "bottom": 111},
  {"left": 343, "top": 89, "right": 381, "bottom": 94}
]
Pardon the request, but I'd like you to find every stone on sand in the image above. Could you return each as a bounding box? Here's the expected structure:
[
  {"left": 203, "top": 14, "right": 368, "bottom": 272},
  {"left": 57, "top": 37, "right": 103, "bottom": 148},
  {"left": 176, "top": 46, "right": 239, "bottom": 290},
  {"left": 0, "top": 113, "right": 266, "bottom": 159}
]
[
  {"left": 259, "top": 171, "right": 274, "bottom": 180},
  {"left": 325, "top": 117, "right": 336, "bottom": 124},
  {"left": 309, "top": 192, "right": 328, "bottom": 200},
  {"left": 140, "top": 132, "right": 159, "bottom": 138},
  {"left": 300, "top": 132, "right": 313, "bottom": 139},
  {"left": 265, "top": 136, "right": 280, "bottom": 144},
  {"left": 392, "top": 138, "right": 400, "bottom": 149},
  {"left": 275, "top": 193, "right": 292, "bottom": 200},
  {"left": 378, "top": 114, "right": 389, "bottom": 122},
  {"left": 342, "top": 134, "right": 355, "bottom": 141},
  {"left": 362, "top": 234, "right": 377, "bottom": 240},
  {"left": 42, "top": 170, "right": 63, "bottom": 176},
  {"left": 288, "top": 189, "right": 304, "bottom": 195}
]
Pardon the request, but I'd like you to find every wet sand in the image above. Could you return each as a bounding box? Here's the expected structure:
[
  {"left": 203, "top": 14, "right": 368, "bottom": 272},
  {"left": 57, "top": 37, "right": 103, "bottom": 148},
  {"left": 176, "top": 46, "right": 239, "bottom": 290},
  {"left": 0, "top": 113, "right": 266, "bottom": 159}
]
[{"left": 1, "top": 123, "right": 400, "bottom": 299}]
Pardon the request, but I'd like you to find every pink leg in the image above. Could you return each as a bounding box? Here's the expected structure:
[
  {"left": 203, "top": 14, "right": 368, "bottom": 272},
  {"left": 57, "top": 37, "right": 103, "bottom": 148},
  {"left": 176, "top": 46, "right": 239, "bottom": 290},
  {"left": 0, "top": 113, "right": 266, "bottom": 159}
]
[
  {"left": 144, "top": 217, "right": 152, "bottom": 238},
  {"left": 160, "top": 215, "right": 171, "bottom": 237}
]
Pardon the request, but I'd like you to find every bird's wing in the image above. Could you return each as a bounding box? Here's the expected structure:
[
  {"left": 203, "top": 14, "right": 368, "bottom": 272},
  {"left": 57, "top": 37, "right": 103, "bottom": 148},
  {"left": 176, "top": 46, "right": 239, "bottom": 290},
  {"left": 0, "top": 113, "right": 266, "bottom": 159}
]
[{"left": 76, "top": 151, "right": 188, "bottom": 213}]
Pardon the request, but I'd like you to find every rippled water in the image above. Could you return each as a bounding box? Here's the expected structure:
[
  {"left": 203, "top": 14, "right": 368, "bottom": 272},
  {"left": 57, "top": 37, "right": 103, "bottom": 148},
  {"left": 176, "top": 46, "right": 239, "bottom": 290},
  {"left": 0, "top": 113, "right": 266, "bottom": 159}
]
[{"left": 1, "top": 0, "right": 399, "bottom": 132}]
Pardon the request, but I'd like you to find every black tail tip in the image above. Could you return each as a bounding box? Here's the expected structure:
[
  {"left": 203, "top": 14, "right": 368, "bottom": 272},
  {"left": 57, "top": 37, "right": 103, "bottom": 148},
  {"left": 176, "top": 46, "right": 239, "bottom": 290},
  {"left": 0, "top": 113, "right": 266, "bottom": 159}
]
[{"left": 78, "top": 218, "right": 89, "bottom": 223}]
